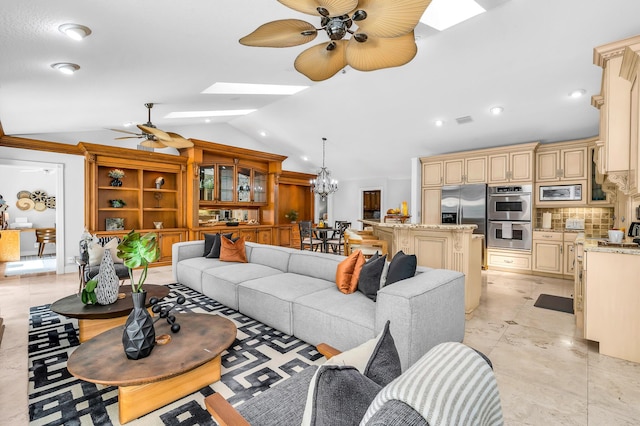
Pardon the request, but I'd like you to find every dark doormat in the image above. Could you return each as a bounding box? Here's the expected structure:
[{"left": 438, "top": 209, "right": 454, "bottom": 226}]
[{"left": 534, "top": 294, "right": 574, "bottom": 314}]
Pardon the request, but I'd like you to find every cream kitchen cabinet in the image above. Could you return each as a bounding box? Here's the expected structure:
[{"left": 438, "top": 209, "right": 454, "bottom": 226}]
[
  {"left": 443, "top": 156, "right": 487, "bottom": 185},
  {"left": 536, "top": 145, "right": 588, "bottom": 182},
  {"left": 422, "top": 161, "right": 443, "bottom": 187},
  {"left": 486, "top": 248, "right": 532, "bottom": 272},
  {"left": 532, "top": 231, "right": 577, "bottom": 278},
  {"left": 422, "top": 188, "right": 441, "bottom": 224},
  {"left": 488, "top": 150, "right": 534, "bottom": 184}
]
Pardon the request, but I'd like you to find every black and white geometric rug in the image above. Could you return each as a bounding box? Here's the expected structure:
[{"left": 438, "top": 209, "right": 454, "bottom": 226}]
[{"left": 28, "top": 283, "right": 324, "bottom": 425}]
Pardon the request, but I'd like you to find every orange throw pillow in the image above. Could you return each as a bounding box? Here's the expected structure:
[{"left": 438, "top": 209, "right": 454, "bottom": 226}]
[
  {"left": 220, "top": 236, "right": 248, "bottom": 263},
  {"left": 336, "top": 250, "right": 365, "bottom": 294}
]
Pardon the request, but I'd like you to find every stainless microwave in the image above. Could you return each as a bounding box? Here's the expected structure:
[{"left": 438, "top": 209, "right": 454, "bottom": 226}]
[{"left": 539, "top": 184, "right": 582, "bottom": 202}]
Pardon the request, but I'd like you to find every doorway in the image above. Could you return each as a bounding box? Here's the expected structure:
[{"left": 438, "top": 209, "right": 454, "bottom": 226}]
[
  {"left": 0, "top": 159, "right": 65, "bottom": 277},
  {"left": 362, "top": 189, "right": 381, "bottom": 227}
]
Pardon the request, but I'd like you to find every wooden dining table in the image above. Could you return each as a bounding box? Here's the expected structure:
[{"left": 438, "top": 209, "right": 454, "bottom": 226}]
[{"left": 313, "top": 226, "right": 335, "bottom": 253}]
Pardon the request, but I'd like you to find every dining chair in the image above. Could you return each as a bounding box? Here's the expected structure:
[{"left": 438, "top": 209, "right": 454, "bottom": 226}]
[
  {"left": 327, "top": 221, "right": 351, "bottom": 255},
  {"left": 298, "top": 221, "right": 322, "bottom": 251},
  {"left": 35, "top": 228, "right": 56, "bottom": 257}
]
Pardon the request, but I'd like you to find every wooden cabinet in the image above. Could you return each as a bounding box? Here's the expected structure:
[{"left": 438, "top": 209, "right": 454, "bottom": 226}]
[
  {"left": 198, "top": 164, "right": 268, "bottom": 205},
  {"left": 238, "top": 227, "right": 273, "bottom": 245},
  {"left": 443, "top": 156, "right": 487, "bottom": 185},
  {"left": 488, "top": 151, "right": 533, "bottom": 184},
  {"left": 158, "top": 231, "right": 186, "bottom": 263},
  {"left": 487, "top": 248, "right": 532, "bottom": 272},
  {"left": 421, "top": 188, "right": 441, "bottom": 224},
  {"left": 532, "top": 231, "right": 577, "bottom": 277},
  {"left": 0, "top": 230, "right": 21, "bottom": 262},
  {"left": 536, "top": 145, "right": 587, "bottom": 182},
  {"left": 422, "top": 161, "right": 443, "bottom": 186}
]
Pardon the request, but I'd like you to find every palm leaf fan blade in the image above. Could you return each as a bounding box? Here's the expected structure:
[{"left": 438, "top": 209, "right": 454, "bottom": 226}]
[
  {"left": 240, "top": 19, "right": 317, "bottom": 47},
  {"left": 355, "top": 0, "right": 432, "bottom": 38},
  {"left": 294, "top": 41, "right": 348, "bottom": 81},
  {"left": 140, "top": 140, "right": 167, "bottom": 148},
  {"left": 137, "top": 125, "right": 172, "bottom": 142},
  {"left": 278, "top": 0, "right": 358, "bottom": 17},
  {"left": 163, "top": 132, "right": 194, "bottom": 148},
  {"left": 346, "top": 31, "right": 417, "bottom": 71}
]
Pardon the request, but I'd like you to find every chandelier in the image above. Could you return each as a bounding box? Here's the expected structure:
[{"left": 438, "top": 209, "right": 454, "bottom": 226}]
[{"left": 310, "top": 137, "right": 338, "bottom": 201}]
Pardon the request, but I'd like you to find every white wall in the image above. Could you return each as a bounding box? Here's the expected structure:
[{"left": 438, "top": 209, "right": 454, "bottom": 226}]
[
  {"left": 330, "top": 177, "right": 411, "bottom": 230},
  {"left": 0, "top": 147, "right": 84, "bottom": 273}
]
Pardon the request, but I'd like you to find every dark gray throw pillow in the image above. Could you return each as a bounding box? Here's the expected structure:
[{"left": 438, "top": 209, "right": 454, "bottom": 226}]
[
  {"left": 310, "top": 365, "right": 382, "bottom": 426},
  {"left": 385, "top": 251, "right": 417, "bottom": 286},
  {"left": 364, "top": 320, "right": 402, "bottom": 387},
  {"left": 358, "top": 253, "right": 387, "bottom": 302},
  {"left": 205, "top": 232, "right": 233, "bottom": 258},
  {"left": 203, "top": 233, "right": 217, "bottom": 257}
]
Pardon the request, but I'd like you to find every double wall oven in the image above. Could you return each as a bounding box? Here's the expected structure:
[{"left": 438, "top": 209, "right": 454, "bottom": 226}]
[{"left": 487, "top": 185, "right": 532, "bottom": 250}]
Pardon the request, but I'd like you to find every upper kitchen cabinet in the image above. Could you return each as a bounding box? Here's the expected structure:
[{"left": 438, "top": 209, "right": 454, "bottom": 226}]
[
  {"left": 487, "top": 144, "right": 538, "bottom": 184},
  {"left": 422, "top": 161, "right": 443, "bottom": 187},
  {"left": 592, "top": 34, "right": 640, "bottom": 196},
  {"left": 536, "top": 140, "right": 589, "bottom": 182},
  {"left": 443, "top": 156, "right": 487, "bottom": 185}
]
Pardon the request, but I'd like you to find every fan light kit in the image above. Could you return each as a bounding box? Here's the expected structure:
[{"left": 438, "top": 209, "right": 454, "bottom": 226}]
[
  {"left": 51, "top": 63, "right": 80, "bottom": 75},
  {"left": 110, "top": 103, "right": 194, "bottom": 149},
  {"left": 240, "top": 0, "right": 433, "bottom": 81},
  {"left": 58, "top": 23, "right": 92, "bottom": 41},
  {"left": 310, "top": 137, "right": 338, "bottom": 200}
]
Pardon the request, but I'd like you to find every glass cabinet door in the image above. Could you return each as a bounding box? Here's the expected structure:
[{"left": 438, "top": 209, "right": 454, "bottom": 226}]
[
  {"left": 237, "top": 167, "right": 251, "bottom": 202},
  {"left": 199, "top": 166, "right": 215, "bottom": 201},
  {"left": 218, "top": 165, "right": 234, "bottom": 202},
  {"left": 253, "top": 170, "right": 267, "bottom": 203}
]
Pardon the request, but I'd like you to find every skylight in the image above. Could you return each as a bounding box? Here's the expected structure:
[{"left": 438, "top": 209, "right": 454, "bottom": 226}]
[
  {"left": 202, "top": 82, "right": 309, "bottom": 95},
  {"left": 420, "top": 0, "right": 486, "bottom": 31},
  {"left": 165, "top": 109, "right": 257, "bottom": 118}
]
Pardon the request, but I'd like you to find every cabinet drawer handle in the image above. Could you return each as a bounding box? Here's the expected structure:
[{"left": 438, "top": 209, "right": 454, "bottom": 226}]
[
  {"left": 543, "top": 235, "right": 552, "bottom": 238},
  {"left": 504, "top": 259, "right": 514, "bottom": 263}
]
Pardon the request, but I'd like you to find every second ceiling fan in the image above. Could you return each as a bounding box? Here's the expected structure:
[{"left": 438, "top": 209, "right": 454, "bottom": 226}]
[{"left": 111, "top": 103, "right": 194, "bottom": 149}]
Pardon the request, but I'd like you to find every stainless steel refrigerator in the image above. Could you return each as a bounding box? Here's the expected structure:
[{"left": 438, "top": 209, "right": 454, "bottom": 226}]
[{"left": 440, "top": 184, "right": 487, "bottom": 236}]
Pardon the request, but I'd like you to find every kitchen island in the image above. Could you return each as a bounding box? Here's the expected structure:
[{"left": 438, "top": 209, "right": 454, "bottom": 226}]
[
  {"left": 362, "top": 220, "right": 483, "bottom": 315},
  {"left": 577, "top": 239, "right": 640, "bottom": 363}
]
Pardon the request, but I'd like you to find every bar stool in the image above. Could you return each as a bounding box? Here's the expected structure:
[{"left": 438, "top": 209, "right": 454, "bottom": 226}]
[{"left": 35, "top": 228, "right": 56, "bottom": 257}]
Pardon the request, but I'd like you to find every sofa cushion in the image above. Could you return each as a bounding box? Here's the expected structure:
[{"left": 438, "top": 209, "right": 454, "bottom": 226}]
[
  {"left": 237, "top": 365, "right": 319, "bottom": 426},
  {"left": 335, "top": 250, "right": 364, "bottom": 294},
  {"left": 293, "top": 287, "right": 375, "bottom": 351},
  {"left": 88, "top": 238, "right": 121, "bottom": 266},
  {"left": 363, "top": 400, "right": 428, "bottom": 426},
  {"left": 358, "top": 253, "right": 387, "bottom": 302},
  {"left": 204, "top": 232, "right": 233, "bottom": 258},
  {"left": 202, "top": 263, "right": 284, "bottom": 310},
  {"left": 238, "top": 273, "right": 334, "bottom": 335},
  {"left": 247, "top": 244, "right": 292, "bottom": 272},
  {"left": 220, "top": 236, "right": 248, "bottom": 263},
  {"left": 363, "top": 320, "right": 402, "bottom": 387},
  {"left": 385, "top": 251, "right": 417, "bottom": 286},
  {"left": 288, "top": 251, "right": 343, "bottom": 282},
  {"left": 307, "top": 366, "right": 382, "bottom": 426},
  {"left": 174, "top": 257, "right": 230, "bottom": 293}
]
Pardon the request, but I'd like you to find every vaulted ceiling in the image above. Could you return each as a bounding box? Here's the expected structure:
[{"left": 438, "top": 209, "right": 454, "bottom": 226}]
[{"left": 1, "top": 0, "right": 639, "bottom": 180}]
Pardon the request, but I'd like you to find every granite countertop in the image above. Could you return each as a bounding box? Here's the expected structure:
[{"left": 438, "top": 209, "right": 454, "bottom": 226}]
[
  {"left": 533, "top": 228, "right": 584, "bottom": 233},
  {"left": 361, "top": 220, "right": 477, "bottom": 231},
  {"left": 579, "top": 236, "right": 640, "bottom": 255}
]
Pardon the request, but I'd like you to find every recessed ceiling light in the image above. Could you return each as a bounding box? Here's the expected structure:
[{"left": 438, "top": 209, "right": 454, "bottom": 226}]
[
  {"left": 58, "top": 23, "right": 92, "bottom": 41},
  {"left": 123, "top": 121, "right": 134, "bottom": 127},
  {"left": 50, "top": 63, "right": 80, "bottom": 75},
  {"left": 202, "top": 82, "right": 309, "bottom": 95},
  {"left": 259, "top": 131, "right": 267, "bottom": 137},
  {"left": 569, "top": 89, "right": 586, "bottom": 98},
  {"left": 302, "top": 156, "right": 309, "bottom": 162},
  {"left": 204, "top": 118, "right": 211, "bottom": 123},
  {"left": 490, "top": 106, "right": 504, "bottom": 115},
  {"left": 420, "top": 0, "right": 486, "bottom": 31},
  {"left": 434, "top": 119, "right": 445, "bottom": 127},
  {"left": 165, "top": 109, "right": 256, "bottom": 118}
]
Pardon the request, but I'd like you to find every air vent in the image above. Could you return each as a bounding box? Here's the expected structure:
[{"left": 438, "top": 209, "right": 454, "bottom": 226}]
[
  {"left": 455, "top": 115, "right": 473, "bottom": 124},
  {"left": 137, "top": 144, "right": 154, "bottom": 152}
]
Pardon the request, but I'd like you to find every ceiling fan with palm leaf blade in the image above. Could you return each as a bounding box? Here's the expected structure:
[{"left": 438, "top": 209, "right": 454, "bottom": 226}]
[
  {"left": 110, "top": 103, "right": 194, "bottom": 149},
  {"left": 240, "top": 0, "right": 432, "bottom": 81}
]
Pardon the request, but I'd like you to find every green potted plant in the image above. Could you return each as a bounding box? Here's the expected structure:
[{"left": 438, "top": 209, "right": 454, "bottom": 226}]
[
  {"left": 117, "top": 229, "right": 160, "bottom": 292},
  {"left": 285, "top": 209, "right": 299, "bottom": 223}
]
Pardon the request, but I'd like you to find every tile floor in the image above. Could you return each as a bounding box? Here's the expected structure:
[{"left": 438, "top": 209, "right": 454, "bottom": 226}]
[{"left": 0, "top": 266, "right": 639, "bottom": 425}]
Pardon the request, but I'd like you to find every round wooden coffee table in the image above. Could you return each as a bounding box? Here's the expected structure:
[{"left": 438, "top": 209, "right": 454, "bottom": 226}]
[
  {"left": 67, "top": 313, "right": 236, "bottom": 424},
  {"left": 50, "top": 284, "right": 170, "bottom": 342}
]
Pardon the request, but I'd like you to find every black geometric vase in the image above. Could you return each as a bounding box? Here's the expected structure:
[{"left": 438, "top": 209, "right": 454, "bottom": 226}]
[
  {"left": 110, "top": 178, "right": 122, "bottom": 187},
  {"left": 122, "top": 291, "right": 155, "bottom": 360}
]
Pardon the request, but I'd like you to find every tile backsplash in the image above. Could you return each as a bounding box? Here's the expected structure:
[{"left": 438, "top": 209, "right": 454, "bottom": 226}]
[{"left": 535, "top": 207, "right": 614, "bottom": 238}]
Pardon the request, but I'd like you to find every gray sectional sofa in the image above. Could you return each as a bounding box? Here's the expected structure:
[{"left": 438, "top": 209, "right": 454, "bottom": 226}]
[{"left": 172, "top": 240, "right": 466, "bottom": 370}]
